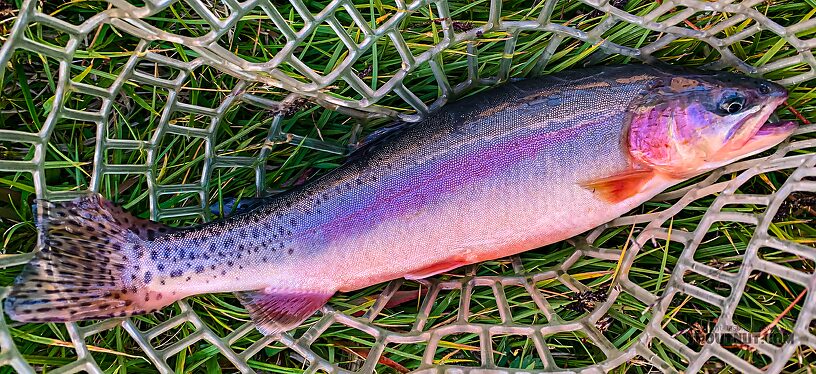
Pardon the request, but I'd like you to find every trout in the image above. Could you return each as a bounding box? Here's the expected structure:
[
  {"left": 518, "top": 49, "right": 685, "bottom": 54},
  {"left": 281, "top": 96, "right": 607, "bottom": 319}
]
[{"left": 4, "top": 65, "right": 797, "bottom": 335}]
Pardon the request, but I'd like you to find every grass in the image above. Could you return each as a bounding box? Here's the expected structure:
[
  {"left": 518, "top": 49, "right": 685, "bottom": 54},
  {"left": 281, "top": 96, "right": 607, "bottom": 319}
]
[{"left": 1, "top": 0, "right": 816, "bottom": 372}]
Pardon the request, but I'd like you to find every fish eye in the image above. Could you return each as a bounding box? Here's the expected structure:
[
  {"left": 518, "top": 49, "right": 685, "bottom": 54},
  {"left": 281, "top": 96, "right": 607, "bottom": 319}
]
[
  {"left": 758, "top": 83, "right": 771, "bottom": 95},
  {"left": 719, "top": 95, "right": 746, "bottom": 115}
]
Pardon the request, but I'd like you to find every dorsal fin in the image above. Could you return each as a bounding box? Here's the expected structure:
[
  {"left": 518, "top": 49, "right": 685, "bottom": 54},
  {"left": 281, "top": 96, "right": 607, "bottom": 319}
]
[
  {"left": 208, "top": 196, "right": 270, "bottom": 217},
  {"left": 347, "top": 122, "right": 411, "bottom": 160}
]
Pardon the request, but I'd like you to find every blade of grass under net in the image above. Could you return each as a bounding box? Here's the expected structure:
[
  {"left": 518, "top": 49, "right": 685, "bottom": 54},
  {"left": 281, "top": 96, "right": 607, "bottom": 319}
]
[
  {"left": 546, "top": 40, "right": 601, "bottom": 74},
  {"left": 754, "top": 38, "right": 788, "bottom": 68},
  {"left": 654, "top": 218, "right": 672, "bottom": 293},
  {"left": 10, "top": 328, "right": 146, "bottom": 359},
  {"left": 12, "top": 59, "right": 42, "bottom": 131}
]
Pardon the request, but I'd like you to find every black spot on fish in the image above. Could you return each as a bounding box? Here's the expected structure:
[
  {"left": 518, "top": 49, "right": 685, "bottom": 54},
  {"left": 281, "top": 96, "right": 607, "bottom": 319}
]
[
  {"left": 112, "top": 243, "right": 121, "bottom": 251},
  {"left": 290, "top": 218, "right": 297, "bottom": 227},
  {"left": 157, "top": 264, "right": 165, "bottom": 272},
  {"left": 224, "top": 238, "right": 234, "bottom": 248},
  {"left": 195, "top": 265, "right": 204, "bottom": 273},
  {"left": 252, "top": 228, "right": 259, "bottom": 237},
  {"left": 185, "top": 276, "right": 191, "bottom": 281},
  {"left": 144, "top": 272, "right": 152, "bottom": 284},
  {"left": 211, "top": 264, "right": 217, "bottom": 270},
  {"left": 262, "top": 257, "right": 268, "bottom": 262},
  {"left": 221, "top": 270, "right": 227, "bottom": 276},
  {"left": 208, "top": 243, "right": 216, "bottom": 252},
  {"left": 288, "top": 248, "right": 294, "bottom": 255},
  {"left": 170, "top": 270, "right": 182, "bottom": 278},
  {"left": 227, "top": 261, "right": 234, "bottom": 267}
]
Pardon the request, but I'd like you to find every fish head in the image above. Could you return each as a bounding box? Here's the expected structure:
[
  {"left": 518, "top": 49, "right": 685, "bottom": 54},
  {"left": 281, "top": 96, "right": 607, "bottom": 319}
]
[{"left": 628, "top": 70, "right": 797, "bottom": 178}]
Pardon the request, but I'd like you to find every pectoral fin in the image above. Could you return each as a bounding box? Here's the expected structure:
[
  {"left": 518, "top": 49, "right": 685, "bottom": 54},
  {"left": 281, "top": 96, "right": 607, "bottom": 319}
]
[
  {"left": 580, "top": 169, "right": 655, "bottom": 203},
  {"left": 235, "top": 289, "right": 334, "bottom": 335}
]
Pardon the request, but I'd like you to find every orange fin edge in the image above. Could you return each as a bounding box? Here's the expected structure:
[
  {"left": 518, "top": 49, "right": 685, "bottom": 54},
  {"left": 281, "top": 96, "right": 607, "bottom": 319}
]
[
  {"left": 580, "top": 169, "right": 655, "bottom": 203},
  {"left": 405, "top": 260, "right": 469, "bottom": 280}
]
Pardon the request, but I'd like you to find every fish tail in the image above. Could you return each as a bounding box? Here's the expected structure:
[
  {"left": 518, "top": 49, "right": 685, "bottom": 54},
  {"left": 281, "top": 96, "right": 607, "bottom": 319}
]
[{"left": 5, "top": 194, "right": 159, "bottom": 323}]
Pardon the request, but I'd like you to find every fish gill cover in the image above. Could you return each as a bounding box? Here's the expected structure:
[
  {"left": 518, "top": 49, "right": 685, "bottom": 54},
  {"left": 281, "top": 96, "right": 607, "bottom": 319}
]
[{"left": 0, "top": 0, "right": 814, "bottom": 373}]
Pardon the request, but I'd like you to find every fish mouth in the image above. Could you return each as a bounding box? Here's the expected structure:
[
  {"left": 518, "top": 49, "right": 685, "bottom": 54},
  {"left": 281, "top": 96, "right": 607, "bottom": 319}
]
[
  {"left": 739, "top": 100, "right": 797, "bottom": 150},
  {"left": 752, "top": 120, "right": 798, "bottom": 139},
  {"left": 716, "top": 99, "right": 797, "bottom": 164},
  {"left": 719, "top": 118, "right": 797, "bottom": 161},
  {"left": 725, "top": 96, "right": 793, "bottom": 146}
]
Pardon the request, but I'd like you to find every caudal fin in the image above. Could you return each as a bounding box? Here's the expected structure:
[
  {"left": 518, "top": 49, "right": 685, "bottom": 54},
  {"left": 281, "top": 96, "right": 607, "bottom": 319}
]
[{"left": 4, "top": 194, "right": 167, "bottom": 322}]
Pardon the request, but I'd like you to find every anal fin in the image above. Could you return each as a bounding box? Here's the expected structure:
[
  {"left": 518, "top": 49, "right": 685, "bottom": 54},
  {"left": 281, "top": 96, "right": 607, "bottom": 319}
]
[
  {"left": 235, "top": 289, "right": 334, "bottom": 335},
  {"left": 579, "top": 169, "right": 655, "bottom": 203}
]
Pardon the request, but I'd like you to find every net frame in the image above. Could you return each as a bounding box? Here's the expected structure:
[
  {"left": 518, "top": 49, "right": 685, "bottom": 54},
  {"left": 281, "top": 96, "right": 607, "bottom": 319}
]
[{"left": 0, "top": 0, "right": 814, "bottom": 372}]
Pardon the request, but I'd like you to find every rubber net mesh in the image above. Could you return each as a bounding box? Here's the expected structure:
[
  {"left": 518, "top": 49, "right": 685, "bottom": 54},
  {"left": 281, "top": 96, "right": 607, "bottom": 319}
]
[{"left": 0, "top": 0, "right": 815, "bottom": 372}]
